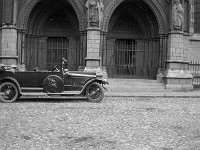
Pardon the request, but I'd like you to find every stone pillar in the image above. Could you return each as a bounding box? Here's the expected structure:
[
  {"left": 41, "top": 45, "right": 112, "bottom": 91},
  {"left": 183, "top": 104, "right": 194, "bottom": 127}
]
[
  {"left": 164, "top": 31, "right": 193, "bottom": 91},
  {"left": 78, "top": 30, "right": 87, "bottom": 71},
  {"left": 0, "top": 25, "right": 18, "bottom": 65},
  {"left": 84, "top": 27, "right": 102, "bottom": 75},
  {"left": 100, "top": 31, "right": 108, "bottom": 78},
  {"left": 0, "top": 0, "right": 19, "bottom": 65},
  {"left": 164, "top": 0, "right": 193, "bottom": 91},
  {"left": 84, "top": 0, "right": 106, "bottom": 77}
]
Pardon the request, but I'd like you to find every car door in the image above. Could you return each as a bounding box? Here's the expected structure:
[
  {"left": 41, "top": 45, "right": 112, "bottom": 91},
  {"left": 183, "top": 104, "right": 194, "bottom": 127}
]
[{"left": 16, "top": 72, "right": 62, "bottom": 87}]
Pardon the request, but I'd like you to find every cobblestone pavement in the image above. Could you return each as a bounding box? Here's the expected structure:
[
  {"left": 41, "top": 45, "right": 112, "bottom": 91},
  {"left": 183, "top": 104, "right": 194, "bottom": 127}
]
[{"left": 1, "top": 97, "right": 200, "bottom": 150}]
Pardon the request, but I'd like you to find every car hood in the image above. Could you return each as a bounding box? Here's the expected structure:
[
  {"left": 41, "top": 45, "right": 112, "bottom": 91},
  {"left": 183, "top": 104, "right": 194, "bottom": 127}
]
[{"left": 67, "top": 71, "right": 96, "bottom": 77}]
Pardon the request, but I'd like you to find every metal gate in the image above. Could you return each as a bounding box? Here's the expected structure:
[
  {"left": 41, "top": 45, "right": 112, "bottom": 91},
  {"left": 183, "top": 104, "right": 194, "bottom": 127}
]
[
  {"left": 105, "top": 35, "right": 168, "bottom": 79},
  {"left": 22, "top": 35, "right": 69, "bottom": 71},
  {"left": 114, "top": 39, "right": 136, "bottom": 77},
  {"left": 47, "top": 37, "right": 69, "bottom": 70}
]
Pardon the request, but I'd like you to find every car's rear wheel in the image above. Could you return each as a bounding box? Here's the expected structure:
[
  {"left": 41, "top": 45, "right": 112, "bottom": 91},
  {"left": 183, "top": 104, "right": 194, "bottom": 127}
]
[
  {"left": 86, "top": 82, "right": 104, "bottom": 103},
  {"left": 0, "top": 82, "right": 19, "bottom": 103}
]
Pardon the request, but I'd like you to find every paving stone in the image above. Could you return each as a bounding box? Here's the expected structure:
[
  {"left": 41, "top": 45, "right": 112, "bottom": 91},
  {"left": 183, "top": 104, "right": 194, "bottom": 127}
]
[{"left": 0, "top": 97, "right": 200, "bottom": 149}]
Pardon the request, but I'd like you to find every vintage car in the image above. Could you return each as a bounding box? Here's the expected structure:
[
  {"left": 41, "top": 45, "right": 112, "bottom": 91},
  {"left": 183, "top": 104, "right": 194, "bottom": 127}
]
[{"left": 0, "top": 59, "right": 108, "bottom": 103}]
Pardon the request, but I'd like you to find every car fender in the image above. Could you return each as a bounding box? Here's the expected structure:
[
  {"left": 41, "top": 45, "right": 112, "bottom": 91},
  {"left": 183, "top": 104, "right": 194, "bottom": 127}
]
[
  {"left": 0, "top": 77, "right": 22, "bottom": 95},
  {"left": 80, "top": 78, "right": 107, "bottom": 94}
]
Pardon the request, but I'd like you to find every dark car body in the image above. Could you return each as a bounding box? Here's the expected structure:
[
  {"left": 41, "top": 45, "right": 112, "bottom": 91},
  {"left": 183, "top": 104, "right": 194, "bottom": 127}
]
[{"left": 0, "top": 65, "right": 108, "bottom": 103}]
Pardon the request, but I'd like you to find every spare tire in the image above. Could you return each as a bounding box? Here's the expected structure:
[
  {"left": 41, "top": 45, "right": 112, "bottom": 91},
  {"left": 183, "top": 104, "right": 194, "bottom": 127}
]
[{"left": 43, "top": 75, "right": 64, "bottom": 93}]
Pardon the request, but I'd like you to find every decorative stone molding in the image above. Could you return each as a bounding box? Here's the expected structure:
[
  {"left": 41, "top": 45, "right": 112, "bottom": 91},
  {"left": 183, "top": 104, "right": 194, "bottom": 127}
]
[
  {"left": 17, "top": 0, "right": 86, "bottom": 31},
  {"left": 102, "top": 0, "right": 168, "bottom": 34},
  {"left": 164, "top": 69, "right": 193, "bottom": 78}
]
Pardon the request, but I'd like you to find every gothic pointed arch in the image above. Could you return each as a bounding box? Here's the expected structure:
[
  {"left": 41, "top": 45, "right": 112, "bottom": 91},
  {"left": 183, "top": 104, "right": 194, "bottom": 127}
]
[
  {"left": 103, "top": 0, "right": 168, "bottom": 34},
  {"left": 17, "top": 0, "right": 86, "bottom": 31}
]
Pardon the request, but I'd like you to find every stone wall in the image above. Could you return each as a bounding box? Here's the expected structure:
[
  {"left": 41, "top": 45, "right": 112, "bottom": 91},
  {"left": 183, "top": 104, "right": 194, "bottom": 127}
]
[
  {"left": 182, "top": 35, "right": 190, "bottom": 62},
  {"left": 188, "top": 35, "right": 200, "bottom": 61}
]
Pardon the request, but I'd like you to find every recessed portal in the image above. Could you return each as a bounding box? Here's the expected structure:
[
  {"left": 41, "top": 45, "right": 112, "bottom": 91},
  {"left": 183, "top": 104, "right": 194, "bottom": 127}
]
[
  {"left": 23, "top": 0, "right": 79, "bottom": 71},
  {"left": 104, "top": 0, "right": 167, "bottom": 79}
]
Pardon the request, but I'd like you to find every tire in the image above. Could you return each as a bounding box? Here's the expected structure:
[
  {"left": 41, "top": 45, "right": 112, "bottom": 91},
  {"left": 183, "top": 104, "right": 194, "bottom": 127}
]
[
  {"left": 43, "top": 75, "right": 64, "bottom": 93},
  {"left": 86, "top": 82, "right": 104, "bottom": 103},
  {"left": 0, "top": 82, "right": 19, "bottom": 103}
]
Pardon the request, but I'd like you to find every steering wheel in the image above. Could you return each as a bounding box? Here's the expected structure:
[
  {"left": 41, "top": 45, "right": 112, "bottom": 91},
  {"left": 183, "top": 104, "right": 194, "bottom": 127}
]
[{"left": 52, "top": 65, "right": 59, "bottom": 71}]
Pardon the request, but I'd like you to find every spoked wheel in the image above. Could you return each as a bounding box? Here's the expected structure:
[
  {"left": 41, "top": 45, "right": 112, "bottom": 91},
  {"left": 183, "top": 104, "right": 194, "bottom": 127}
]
[
  {"left": 86, "top": 82, "right": 104, "bottom": 103},
  {"left": 0, "top": 82, "right": 19, "bottom": 103}
]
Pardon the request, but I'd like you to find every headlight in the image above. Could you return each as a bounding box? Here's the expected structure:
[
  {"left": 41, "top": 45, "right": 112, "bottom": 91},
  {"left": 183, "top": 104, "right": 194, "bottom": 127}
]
[{"left": 102, "top": 78, "right": 109, "bottom": 84}]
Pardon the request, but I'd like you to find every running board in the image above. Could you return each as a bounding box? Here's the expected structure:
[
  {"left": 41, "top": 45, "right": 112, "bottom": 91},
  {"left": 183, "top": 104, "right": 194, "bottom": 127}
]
[
  {"left": 21, "top": 88, "right": 81, "bottom": 95},
  {"left": 20, "top": 91, "right": 86, "bottom": 99},
  {"left": 20, "top": 92, "right": 87, "bottom": 100},
  {"left": 21, "top": 87, "right": 43, "bottom": 92}
]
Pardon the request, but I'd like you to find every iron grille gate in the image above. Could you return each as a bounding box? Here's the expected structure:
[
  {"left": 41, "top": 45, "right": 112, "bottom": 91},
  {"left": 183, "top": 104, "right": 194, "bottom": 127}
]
[
  {"left": 115, "top": 40, "right": 136, "bottom": 77},
  {"left": 105, "top": 35, "right": 168, "bottom": 79},
  {"left": 23, "top": 35, "right": 69, "bottom": 71},
  {"left": 47, "top": 37, "right": 69, "bottom": 70},
  {"left": 189, "top": 61, "right": 200, "bottom": 87}
]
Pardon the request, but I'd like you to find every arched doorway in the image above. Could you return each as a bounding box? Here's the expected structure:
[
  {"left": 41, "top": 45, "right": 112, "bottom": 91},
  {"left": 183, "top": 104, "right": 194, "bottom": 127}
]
[
  {"left": 103, "top": 0, "right": 168, "bottom": 79},
  {"left": 22, "top": 0, "right": 80, "bottom": 71}
]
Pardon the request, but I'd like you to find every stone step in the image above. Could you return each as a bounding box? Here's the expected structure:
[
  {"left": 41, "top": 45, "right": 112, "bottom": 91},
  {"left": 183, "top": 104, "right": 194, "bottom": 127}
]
[
  {"left": 107, "top": 78, "right": 162, "bottom": 84},
  {"left": 105, "top": 78, "right": 167, "bottom": 92}
]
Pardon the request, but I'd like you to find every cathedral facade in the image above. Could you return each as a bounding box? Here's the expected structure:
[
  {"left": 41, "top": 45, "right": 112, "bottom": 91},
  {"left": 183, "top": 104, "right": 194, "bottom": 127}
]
[{"left": 0, "top": 0, "right": 199, "bottom": 90}]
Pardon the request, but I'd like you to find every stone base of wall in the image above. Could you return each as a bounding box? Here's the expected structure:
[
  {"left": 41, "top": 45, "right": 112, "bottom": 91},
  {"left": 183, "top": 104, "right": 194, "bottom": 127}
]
[
  {"left": 164, "top": 60, "right": 193, "bottom": 91},
  {"left": 164, "top": 69, "right": 193, "bottom": 91},
  {"left": 156, "top": 73, "right": 164, "bottom": 83},
  {"left": 0, "top": 56, "right": 18, "bottom": 65},
  {"left": 165, "top": 82, "right": 193, "bottom": 91}
]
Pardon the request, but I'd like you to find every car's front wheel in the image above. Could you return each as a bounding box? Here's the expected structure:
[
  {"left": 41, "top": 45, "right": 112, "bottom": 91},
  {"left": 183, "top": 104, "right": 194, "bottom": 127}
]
[
  {"left": 0, "top": 82, "right": 19, "bottom": 103},
  {"left": 86, "top": 82, "right": 104, "bottom": 103}
]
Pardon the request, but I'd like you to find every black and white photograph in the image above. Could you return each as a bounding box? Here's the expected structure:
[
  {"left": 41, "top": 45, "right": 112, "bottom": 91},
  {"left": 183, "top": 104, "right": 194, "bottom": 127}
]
[{"left": 0, "top": 0, "right": 200, "bottom": 149}]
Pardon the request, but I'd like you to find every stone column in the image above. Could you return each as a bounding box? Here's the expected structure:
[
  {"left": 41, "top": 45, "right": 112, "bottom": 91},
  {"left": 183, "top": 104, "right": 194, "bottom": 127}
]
[
  {"left": 84, "top": 0, "right": 106, "bottom": 77},
  {"left": 164, "top": 0, "right": 193, "bottom": 91},
  {"left": 164, "top": 31, "right": 193, "bottom": 91},
  {"left": 16, "top": 29, "right": 24, "bottom": 65},
  {"left": 100, "top": 31, "right": 108, "bottom": 78},
  {"left": 0, "top": 0, "right": 18, "bottom": 65},
  {"left": 78, "top": 30, "right": 87, "bottom": 71},
  {"left": 0, "top": 25, "right": 18, "bottom": 65},
  {"left": 84, "top": 27, "right": 102, "bottom": 74}
]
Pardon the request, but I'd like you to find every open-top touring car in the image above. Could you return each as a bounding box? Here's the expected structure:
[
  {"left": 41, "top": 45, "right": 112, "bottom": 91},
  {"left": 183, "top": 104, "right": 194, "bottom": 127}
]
[{"left": 0, "top": 58, "right": 108, "bottom": 103}]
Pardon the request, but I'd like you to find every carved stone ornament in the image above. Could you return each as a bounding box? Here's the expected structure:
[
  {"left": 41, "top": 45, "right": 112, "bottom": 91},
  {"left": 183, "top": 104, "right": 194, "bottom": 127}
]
[
  {"left": 172, "top": 0, "right": 184, "bottom": 31},
  {"left": 85, "top": 0, "right": 104, "bottom": 28}
]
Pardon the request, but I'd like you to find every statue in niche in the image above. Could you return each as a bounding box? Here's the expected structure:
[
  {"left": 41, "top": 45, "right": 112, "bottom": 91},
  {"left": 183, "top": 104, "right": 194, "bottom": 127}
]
[
  {"left": 172, "top": 0, "right": 184, "bottom": 30},
  {"left": 97, "top": 0, "right": 104, "bottom": 27},
  {"left": 85, "top": 0, "right": 104, "bottom": 28}
]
